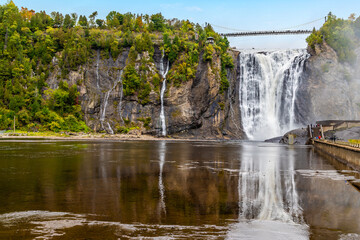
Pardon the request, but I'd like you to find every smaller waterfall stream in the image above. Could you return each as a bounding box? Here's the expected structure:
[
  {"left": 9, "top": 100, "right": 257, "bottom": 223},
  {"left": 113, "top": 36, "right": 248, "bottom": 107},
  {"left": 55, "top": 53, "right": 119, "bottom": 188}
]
[
  {"left": 118, "top": 73, "right": 124, "bottom": 123},
  {"left": 100, "top": 70, "right": 123, "bottom": 134},
  {"left": 159, "top": 51, "right": 169, "bottom": 136},
  {"left": 96, "top": 50, "right": 100, "bottom": 90}
]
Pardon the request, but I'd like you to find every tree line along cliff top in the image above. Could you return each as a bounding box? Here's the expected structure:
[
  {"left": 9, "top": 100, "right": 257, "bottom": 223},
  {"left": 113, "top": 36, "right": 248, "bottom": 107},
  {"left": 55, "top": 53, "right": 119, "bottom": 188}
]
[
  {"left": 0, "top": 1, "right": 234, "bottom": 133},
  {"left": 0, "top": 1, "right": 357, "bottom": 133},
  {"left": 306, "top": 12, "right": 360, "bottom": 63}
]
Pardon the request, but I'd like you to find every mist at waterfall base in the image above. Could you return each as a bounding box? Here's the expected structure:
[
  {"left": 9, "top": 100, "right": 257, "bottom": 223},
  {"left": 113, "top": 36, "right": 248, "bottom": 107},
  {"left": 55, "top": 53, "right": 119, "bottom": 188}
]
[{"left": 238, "top": 49, "right": 309, "bottom": 140}]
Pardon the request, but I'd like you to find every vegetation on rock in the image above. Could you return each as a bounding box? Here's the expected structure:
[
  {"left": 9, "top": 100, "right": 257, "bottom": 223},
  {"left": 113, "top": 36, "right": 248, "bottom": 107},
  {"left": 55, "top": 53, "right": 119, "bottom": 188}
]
[
  {"left": 0, "top": 1, "right": 233, "bottom": 132},
  {"left": 307, "top": 12, "right": 360, "bottom": 63}
]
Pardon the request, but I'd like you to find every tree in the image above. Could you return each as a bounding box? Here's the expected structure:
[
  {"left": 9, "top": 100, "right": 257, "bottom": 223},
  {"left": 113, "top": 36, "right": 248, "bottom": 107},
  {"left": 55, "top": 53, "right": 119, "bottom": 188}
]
[
  {"left": 96, "top": 19, "right": 105, "bottom": 28},
  {"left": 63, "top": 14, "right": 72, "bottom": 28},
  {"left": 78, "top": 15, "right": 88, "bottom": 28},
  {"left": 150, "top": 13, "right": 165, "bottom": 31},
  {"left": 89, "top": 11, "right": 97, "bottom": 28},
  {"left": 348, "top": 13, "right": 356, "bottom": 21},
  {"left": 50, "top": 11, "right": 63, "bottom": 28},
  {"left": 106, "top": 11, "right": 123, "bottom": 28},
  {"left": 71, "top": 13, "right": 78, "bottom": 26}
]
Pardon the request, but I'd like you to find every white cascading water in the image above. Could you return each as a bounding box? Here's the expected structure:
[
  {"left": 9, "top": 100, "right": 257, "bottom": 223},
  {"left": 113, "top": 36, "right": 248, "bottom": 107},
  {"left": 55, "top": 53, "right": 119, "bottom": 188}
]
[
  {"left": 118, "top": 71, "right": 124, "bottom": 123},
  {"left": 96, "top": 50, "right": 100, "bottom": 90},
  {"left": 159, "top": 51, "right": 169, "bottom": 136},
  {"left": 239, "top": 49, "right": 309, "bottom": 140},
  {"left": 100, "top": 70, "right": 123, "bottom": 134}
]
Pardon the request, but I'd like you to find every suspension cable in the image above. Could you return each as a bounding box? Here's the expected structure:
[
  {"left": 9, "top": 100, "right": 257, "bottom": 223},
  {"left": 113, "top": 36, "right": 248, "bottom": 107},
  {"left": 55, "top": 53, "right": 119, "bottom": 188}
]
[{"left": 210, "top": 17, "right": 325, "bottom": 33}]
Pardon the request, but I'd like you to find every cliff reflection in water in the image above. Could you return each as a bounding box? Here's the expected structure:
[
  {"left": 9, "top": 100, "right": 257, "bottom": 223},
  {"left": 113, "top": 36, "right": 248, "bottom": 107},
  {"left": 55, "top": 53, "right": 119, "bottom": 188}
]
[{"left": 0, "top": 141, "right": 359, "bottom": 239}]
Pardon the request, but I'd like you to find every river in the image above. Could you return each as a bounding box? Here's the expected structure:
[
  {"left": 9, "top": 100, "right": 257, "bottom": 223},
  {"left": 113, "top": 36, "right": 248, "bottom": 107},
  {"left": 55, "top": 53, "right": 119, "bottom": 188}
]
[{"left": 0, "top": 140, "right": 359, "bottom": 239}]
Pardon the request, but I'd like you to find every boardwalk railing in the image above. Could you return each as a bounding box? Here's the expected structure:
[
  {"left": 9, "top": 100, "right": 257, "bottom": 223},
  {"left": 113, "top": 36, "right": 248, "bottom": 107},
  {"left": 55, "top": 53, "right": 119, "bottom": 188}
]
[
  {"left": 334, "top": 140, "right": 360, "bottom": 149},
  {"left": 220, "top": 30, "right": 313, "bottom": 37}
]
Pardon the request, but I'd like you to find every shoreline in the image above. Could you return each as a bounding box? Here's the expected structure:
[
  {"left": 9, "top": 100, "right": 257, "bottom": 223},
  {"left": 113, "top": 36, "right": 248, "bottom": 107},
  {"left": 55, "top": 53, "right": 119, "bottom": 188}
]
[{"left": 0, "top": 132, "right": 232, "bottom": 142}]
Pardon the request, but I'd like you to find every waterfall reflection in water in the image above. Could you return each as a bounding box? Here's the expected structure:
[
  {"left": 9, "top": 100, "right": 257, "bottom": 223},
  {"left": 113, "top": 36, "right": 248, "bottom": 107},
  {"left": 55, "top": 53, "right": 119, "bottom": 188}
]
[
  {"left": 228, "top": 143, "right": 308, "bottom": 239},
  {"left": 158, "top": 141, "right": 166, "bottom": 216},
  {"left": 1, "top": 141, "right": 360, "bottom": 239}
]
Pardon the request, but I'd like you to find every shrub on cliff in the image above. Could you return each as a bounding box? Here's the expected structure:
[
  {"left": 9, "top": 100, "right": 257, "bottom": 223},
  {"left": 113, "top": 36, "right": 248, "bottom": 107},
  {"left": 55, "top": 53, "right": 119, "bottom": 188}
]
[
  {"left": 306, "top": 28, "right": 323, "bottom": 50},
  {"left": 307, "top": 13, "right": 359, "bottom": 63}
]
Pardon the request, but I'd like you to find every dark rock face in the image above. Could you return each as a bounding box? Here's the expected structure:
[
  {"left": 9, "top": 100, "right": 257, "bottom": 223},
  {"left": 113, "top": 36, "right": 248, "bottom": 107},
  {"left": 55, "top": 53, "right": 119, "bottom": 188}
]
[
  {"left": 45, "top": 40, "right": 360, "bottom": 140},
  {"left": 47, "top": 46, "right": 245, "bottom": 139},
  {"left": 296, "top": 43, "right": 360, "bottom": 123}
]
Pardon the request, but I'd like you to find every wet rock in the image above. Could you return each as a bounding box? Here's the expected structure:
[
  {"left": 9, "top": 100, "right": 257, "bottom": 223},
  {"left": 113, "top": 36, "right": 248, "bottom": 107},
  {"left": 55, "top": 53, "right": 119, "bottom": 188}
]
[
  {"left": 280, "top": 128, "right": 310, "bottom": 145},
  {"left": 265, "top": 136, "right": 282, "bottom": 143}
]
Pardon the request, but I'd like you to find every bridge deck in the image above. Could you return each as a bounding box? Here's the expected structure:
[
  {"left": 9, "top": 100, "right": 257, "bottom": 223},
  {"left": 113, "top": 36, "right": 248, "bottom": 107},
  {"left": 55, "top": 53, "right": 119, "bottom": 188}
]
[{"left": 220, "top": 30, "right": 312, "bottom": 37}]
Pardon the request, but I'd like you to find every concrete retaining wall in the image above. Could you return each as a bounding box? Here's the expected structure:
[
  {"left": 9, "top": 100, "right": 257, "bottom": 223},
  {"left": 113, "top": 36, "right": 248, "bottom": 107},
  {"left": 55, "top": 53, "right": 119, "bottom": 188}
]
[{"left": 314, "top": 140, "right": 360, "bottom": 170}]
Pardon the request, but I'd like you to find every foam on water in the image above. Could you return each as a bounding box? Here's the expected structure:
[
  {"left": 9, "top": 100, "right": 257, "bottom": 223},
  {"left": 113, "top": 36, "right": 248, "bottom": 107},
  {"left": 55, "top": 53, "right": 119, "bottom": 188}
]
[
  {"left": 226, "top": 220, "right": 309, "bottom": 240},
  {"left": 0, "top": 211, "right": 227, "bottom": 239}
]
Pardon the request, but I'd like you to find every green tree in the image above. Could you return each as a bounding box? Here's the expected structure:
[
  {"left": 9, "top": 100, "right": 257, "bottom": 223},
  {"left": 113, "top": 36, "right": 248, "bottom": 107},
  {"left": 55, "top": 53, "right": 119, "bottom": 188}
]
[{"left": 150, "top": 13, "right": 165, "bottom": 31}]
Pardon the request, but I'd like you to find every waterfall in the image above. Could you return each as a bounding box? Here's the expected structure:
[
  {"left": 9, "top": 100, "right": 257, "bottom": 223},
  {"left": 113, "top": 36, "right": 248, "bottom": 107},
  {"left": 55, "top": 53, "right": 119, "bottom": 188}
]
[
  {"left": 96, "top": 50, "right": 100, "bottom": 90},
  {"left": 118, "top": 71, "right": 124, "bottom": 123},
  {"left": 239, "top": 49, "right": 309, "bottom": 140},
  {"left": 159, "top": 51, "right": 169, "bottom": 136},
  {"left": 100, "top": 70, "right": 123, "bottom": 134}
]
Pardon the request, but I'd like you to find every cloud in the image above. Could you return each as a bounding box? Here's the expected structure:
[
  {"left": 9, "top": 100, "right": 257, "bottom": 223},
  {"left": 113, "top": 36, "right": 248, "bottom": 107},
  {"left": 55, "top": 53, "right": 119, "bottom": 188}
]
[
  {"left": 185, "top": 6, "right": 203, "bottom": 12},
  {"left": 160, "top": 3, "right": 182, "bottom": 9},
  {"left": 160, "top": 3, "right": 202, "bottom": 12}
]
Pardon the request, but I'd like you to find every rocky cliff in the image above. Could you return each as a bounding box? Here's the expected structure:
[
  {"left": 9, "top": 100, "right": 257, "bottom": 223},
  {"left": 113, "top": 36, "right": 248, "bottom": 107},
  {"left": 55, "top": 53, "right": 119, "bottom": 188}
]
[
  {"left": 297, "top": 42, "right": 360, "bottom": 123},
  {"left": 48, "top": 46, "right": 244, "bottom": 139},
  {"left": 46, "top": 40, "right": 360, "bottom": 140}
]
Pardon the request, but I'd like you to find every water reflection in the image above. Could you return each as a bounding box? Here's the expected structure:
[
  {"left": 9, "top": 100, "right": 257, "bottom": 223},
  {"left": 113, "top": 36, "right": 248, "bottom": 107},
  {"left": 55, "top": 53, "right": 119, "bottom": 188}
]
[
  {"left": 228, "top": 143, "right": 308, "bottom": 239},
  {"left": 239, "top": 144, "right": 302, "bottom": 222},
  {"left": 158, "top": 141, "right": 166, "bottom": 217},
  {"left": 0, "top": 140, "right": 359, "bottom": 239}
]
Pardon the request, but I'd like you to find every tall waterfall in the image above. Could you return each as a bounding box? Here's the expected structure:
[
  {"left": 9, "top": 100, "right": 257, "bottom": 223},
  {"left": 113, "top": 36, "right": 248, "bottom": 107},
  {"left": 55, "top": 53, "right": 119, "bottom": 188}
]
[
  {"left": 159, "top": 51, "right": 169, "bottom": 136},
  {"left": 239, "top": 49, "right": 309, "bottom": 140},
  {"left": 100, "top": 70, "right": 123, "bottom": 134}
]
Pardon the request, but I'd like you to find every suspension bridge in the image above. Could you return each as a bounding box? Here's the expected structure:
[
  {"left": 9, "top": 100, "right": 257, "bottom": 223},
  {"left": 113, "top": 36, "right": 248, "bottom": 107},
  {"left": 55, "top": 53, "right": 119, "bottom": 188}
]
[
  {"left": 220, "top": 30, "right": 313, "bottom": 37},
  {"left": 211, "top": 17, "right": 325, "bottom": 37}
]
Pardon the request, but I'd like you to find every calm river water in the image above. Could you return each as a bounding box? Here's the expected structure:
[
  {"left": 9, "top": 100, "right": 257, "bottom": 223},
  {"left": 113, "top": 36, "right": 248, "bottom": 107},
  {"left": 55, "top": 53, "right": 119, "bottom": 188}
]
[{"left": 0, "top": 140, "right": 359, "bottom": 239}]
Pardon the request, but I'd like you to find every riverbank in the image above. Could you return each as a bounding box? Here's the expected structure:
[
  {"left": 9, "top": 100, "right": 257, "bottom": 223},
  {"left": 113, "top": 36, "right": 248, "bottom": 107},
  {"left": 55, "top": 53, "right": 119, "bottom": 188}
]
[{"left": 0, "top": 131, "right": 225, "bottom": 142}]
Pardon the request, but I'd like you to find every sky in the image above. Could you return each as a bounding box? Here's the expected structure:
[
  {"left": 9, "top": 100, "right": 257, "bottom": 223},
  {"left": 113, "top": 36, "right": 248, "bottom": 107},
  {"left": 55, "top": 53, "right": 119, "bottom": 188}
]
[{"left": 7, "top": 0, "right": 360, "bottom": 49}]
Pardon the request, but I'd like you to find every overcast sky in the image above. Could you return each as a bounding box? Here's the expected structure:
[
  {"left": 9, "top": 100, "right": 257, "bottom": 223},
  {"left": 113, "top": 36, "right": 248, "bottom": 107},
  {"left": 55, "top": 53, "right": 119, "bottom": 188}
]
[{"left": 9, "top": 0, "right": 360, "bottom": 49}]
